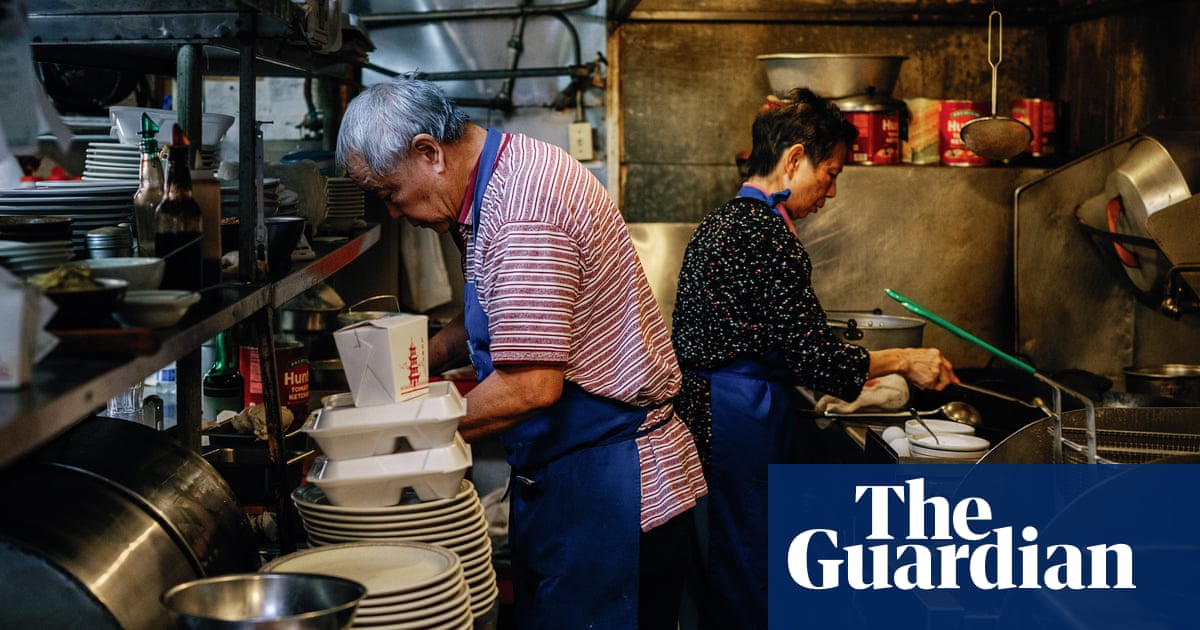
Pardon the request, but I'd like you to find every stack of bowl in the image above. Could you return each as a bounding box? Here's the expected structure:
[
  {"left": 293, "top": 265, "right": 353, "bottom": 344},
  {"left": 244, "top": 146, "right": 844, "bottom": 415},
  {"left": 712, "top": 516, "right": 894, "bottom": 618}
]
[{"left": 904, "top": 419, "right": 990, "bottom": 460}]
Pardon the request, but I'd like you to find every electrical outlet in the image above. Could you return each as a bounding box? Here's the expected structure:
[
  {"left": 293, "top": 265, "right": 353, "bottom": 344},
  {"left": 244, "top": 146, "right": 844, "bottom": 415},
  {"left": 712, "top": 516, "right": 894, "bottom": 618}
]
[{"left": 568, "top": 121, "right": 594, "bottom": 161}]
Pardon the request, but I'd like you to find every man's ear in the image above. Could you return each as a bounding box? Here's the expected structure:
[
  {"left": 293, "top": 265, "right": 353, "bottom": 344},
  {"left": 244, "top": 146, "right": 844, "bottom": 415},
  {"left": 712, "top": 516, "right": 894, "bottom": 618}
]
[{"left": 411, "top": 133, "right": 445, "bottom": 173}]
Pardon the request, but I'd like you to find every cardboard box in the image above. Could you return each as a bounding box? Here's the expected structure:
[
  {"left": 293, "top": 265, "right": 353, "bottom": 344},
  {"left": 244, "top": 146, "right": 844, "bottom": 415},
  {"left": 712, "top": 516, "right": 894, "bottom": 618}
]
[{"left": 333, "top": 314, "right": 429, "bottom": 406}]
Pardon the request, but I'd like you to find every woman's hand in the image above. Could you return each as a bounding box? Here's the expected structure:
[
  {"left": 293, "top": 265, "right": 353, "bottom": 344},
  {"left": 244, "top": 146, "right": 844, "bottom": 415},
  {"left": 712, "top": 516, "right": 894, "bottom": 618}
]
[
  {"left": 901, "top": 348, "right": 959, "bottom": 390},
  {"left": 868, "top": 347, "right": 960, "bottom": 391}
]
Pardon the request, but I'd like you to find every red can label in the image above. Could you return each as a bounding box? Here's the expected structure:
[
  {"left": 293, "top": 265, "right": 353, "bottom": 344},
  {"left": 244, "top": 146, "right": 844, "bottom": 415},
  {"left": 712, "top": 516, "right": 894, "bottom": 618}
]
[
  {"left": 241, "top": 341, "right": 309, "bottom": 430},
  {"left": 1011, "top": 98, "right": 1056, "bottom": 157},
  {"left": 846, "top": 110, "right": 901, "bottom": 165},
  {"left": 938, "top": 100, "right": 990, "bottom": 166}
]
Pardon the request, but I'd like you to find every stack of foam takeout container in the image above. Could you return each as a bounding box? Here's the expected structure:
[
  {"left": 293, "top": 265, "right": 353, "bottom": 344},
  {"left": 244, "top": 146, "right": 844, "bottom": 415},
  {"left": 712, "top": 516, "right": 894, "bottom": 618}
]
[{"left": 303, "top": 313, "right": 472, "bottom": 507}]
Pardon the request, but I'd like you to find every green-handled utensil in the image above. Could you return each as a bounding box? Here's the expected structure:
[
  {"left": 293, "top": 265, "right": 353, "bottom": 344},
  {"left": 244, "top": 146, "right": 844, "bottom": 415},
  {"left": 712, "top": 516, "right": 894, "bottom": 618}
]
[
  {"left": 885, "top": 288, "right": 1035, "bottom": 375},
  {"left": 884, "top": 288, "right": 1101, "bottom": 464}
]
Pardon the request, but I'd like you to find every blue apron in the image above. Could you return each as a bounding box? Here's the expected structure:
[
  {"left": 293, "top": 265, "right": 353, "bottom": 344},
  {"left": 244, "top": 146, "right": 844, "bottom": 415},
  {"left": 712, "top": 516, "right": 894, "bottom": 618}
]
[
  {"left": 705, "top": 184, "right": 799, "bottom": 629},
  {"left": 464, "top": 129, "right": 654, "bottom": 629}
]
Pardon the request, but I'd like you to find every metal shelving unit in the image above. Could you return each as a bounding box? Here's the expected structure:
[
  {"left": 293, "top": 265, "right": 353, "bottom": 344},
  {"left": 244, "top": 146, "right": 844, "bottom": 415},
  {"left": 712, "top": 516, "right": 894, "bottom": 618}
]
[
  {"left": 13, "top": 3, "right": 377, "bottom": 552},
  {"left": 0, "top": 225, "right": 379, "bottom": 468}
]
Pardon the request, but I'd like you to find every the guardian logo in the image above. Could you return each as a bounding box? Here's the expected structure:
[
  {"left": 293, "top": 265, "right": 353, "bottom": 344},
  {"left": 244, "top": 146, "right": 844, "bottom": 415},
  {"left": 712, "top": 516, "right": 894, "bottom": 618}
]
[{"left": 786, "top": 478, "right": 1135, "bottom": 591}]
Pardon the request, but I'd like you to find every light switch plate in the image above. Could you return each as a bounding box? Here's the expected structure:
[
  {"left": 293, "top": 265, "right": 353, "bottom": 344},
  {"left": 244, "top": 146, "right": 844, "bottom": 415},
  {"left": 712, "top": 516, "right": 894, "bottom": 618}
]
[{"left": 568, "top": 121, "right": 594, "bottom": 161}]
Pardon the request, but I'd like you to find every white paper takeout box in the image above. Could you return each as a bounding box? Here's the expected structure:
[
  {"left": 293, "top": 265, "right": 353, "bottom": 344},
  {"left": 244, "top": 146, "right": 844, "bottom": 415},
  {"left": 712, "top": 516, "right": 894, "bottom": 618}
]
[
  {"left": 302, "top": 381, "right": 466, "bottom": 458},
  {"left": 306, "top": 433, "right": 473, "bottom": 507},
  {"left": 333, "top": 313, "right": 429, "bottom": 406},
  {"left": 0, "top": 268, "right": 57, "bottom": 389}
]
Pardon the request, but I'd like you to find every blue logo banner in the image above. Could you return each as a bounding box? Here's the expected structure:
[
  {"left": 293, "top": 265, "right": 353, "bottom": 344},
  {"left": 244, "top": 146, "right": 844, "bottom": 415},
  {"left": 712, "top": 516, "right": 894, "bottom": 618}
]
[{"left": 768, "top": 464, "right": 1200, "bottom": 630}]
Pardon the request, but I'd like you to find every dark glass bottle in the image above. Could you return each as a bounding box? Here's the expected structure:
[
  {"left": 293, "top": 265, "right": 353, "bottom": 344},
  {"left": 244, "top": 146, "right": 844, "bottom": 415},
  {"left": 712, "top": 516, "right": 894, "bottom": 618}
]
[
  {"left": 155, "top": 124, "right": 203, "bottom": 291},
  {"left": 132, "top": 114, "right": 163, "bottom": 256},
  {"left": 202, "top": 330, "right": 245, "bottom": 422}
]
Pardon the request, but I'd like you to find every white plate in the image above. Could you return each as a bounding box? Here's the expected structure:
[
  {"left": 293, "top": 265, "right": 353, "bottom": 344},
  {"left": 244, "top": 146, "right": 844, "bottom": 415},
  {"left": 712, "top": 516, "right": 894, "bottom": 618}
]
[
  {"left": 356, "top": 573, "right": 460, "bottom": 609},
  {"left": 908, "top": 433, "right": 990, "bottom": 452},
  {"left": 292, "top": 478, "right": 477, "bottom": 517},
  {"left": 355, "top": 580, "right": 468, "bottom": 620},
  {"left": 297, "top": 493, "right": 478, "bottom": 528},
  {"left": 301, "top": 502, "right": 482, "bottom": 535},
  {"left": 909, "top": 443, "right": 987, "bottom": 460},
  {"left": 260, "top": 541, "right": 461, "bottom": 598},
  {"left": 904, "top": 418, "right": 976, "bottom": 436}
]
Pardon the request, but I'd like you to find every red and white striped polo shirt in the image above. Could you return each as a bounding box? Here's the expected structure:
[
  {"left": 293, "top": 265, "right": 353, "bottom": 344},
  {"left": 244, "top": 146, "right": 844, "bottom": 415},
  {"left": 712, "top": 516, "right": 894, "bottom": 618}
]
[{"left": 457, "top": 131, "right": 706, "bottom": 530}]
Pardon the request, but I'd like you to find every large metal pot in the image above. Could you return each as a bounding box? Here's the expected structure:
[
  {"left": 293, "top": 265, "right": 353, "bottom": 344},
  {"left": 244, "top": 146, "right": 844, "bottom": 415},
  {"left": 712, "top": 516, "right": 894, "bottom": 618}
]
[
  {"left": 0, "top": 464, "right": 201, "bottom": 629},
  {"left": 335, "top": 294, "right": 407, "bottom": 328},
  {"left": 30, "top": 416, "right": 261, "bottom": 577},
  {"left": 1124, "top": 364, "right": 1200, "bottom": 402},
  {"left": 826, "top": 310, "right": 925, "bottom": 350}
]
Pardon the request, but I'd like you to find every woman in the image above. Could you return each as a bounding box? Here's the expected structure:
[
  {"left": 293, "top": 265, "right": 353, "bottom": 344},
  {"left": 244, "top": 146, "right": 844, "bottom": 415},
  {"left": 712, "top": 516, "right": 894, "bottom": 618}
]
[{"left": 671, "top": 87, "right": 958, "bottom": 629}]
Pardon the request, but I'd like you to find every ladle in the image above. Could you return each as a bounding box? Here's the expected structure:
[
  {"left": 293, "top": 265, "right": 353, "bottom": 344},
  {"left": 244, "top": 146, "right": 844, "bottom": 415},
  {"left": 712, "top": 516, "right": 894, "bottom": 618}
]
[
  {"left": 822, "top": 401, "right": 981, "bottom": 426},
  {"left": 908, "top": 408, "right": 940, "bottom": 444},
  {"left": 959, "top": 9, "right": 1033, "bottom": 161}
]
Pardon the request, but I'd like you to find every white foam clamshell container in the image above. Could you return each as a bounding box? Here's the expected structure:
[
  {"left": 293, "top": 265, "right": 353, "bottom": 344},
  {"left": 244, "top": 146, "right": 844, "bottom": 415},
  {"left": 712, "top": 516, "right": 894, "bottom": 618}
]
[
  {"left": 302, "top": 381, "right": 465, "bottom": 458},
  {"left": 306, "top": 433, "right": 473, "bottom": 507}
]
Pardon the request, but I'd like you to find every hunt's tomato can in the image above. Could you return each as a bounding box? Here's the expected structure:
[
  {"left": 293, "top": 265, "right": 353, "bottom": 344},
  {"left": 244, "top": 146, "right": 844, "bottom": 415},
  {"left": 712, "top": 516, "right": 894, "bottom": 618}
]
[
  {"left": 241, "top": 339, "right": 309, "bottom": 431},
  {"left": 1011, "top": 98, "right": 1056, "bottom": 157},
  {"left": 938, "top": 100, "right": 990, "bottom": 166},
  {"left": 845, "top": 110, "right": 902, "bottom": 165}
]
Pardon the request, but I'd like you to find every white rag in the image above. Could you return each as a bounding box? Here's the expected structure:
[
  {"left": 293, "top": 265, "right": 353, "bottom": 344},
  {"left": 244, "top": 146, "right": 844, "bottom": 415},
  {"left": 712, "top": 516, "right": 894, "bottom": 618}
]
[{"left": 815, "top": 373, "right": 911, "bottom": 414}]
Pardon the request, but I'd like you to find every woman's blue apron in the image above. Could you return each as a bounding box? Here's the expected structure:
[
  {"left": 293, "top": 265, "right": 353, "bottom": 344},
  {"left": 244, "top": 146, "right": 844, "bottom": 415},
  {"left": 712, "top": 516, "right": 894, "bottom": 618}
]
[
  {"left": 704, "top": 184, "right": 800, "bottom": 629},
  {"left": 463, "top": 129, "right": 657, "bottom": 629}
]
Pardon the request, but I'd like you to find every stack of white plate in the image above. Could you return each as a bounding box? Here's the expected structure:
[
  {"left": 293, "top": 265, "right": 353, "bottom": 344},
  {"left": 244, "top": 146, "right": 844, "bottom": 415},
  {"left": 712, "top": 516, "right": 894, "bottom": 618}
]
[
  {"left": 323, "top": 176, "right": 366, "bottom": 234},
  {"left": 82, "top": 141, "right": 219, "bottom": 182},
  {"left": 0, "top": 239, "right": 75, "bottom": 277},
  {"left": 292, "top": 479, "right": 499, "bottom": 624},
  {"left": 0, "top": 182, "right": 137, "bottom": 257},
  {"left": 261, "top": 541, "right": 474, "bottom": 630},
  {"left": 220, "top": 178, "right": 280, "bottom": 217}
]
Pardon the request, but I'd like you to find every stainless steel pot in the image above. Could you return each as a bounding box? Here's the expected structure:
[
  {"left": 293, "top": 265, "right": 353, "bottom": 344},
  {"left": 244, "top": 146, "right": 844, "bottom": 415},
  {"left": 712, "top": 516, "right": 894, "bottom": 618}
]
[
  {"left": 1124, "top": 364, "right": 1200, "bottom": 402},
  {"left": 279, "top": 304, "right": 343, "bottom": 334},
  {"left": 826, "top": 310, "right": 925, "bottom": 350},
  {"left": 336, "top": 294, "right": 406, "bottom": 328},
  {"left": 31, "top": 416, "right": 261, "bottom": 577},
  {"left": 0, "top": 464, "right": 201, "bottom": 629}
]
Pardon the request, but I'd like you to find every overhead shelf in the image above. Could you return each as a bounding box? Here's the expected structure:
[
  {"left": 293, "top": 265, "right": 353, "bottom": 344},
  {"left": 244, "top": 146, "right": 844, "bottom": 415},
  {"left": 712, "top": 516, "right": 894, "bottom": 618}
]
[
  {"left": 25, "top": 0, "right": 372, "bottom": 79},
  {"left": 0, "top": 225, "right": 381, "bottom": 469}
]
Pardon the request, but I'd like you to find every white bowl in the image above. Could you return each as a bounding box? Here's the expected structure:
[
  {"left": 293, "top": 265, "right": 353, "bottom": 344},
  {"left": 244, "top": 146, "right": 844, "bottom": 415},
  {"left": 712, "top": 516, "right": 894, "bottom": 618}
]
[
  {"left": 908, "top": 433, "right": 990, "bottom": 453},
  {"left": 108, "top": 106, "right": 234, "bottom": 147},
  {"left": 117, "top": 290, "right": 201, "bottom": 328},
  {"left": 904, "top": 418, "right": 976, "bottom": 437},
  {"left": 79, "top": 257, "right": 164, "bottom": 291}
]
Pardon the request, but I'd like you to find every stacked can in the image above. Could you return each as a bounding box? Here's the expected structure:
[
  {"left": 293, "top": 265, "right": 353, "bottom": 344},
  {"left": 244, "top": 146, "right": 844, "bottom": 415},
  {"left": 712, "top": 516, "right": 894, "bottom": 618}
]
[
  {"left": 838, "top": 95, "right": 906, "bottom": 165},
  {"left": 938, "top": 100, "right": 990, "bottom": 166},
  {"left": 1012, "top": 98, "right": 1057, "bottom": 158}
]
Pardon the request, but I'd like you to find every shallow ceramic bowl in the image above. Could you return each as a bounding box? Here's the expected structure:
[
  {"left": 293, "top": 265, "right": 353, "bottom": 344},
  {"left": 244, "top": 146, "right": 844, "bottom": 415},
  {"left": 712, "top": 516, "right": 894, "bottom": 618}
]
[
  {"left": 117, "top": 290, "right": 201, "bottom": 328},
  {"left": 44, "top": 278, "right": 128, "bottom": 328},
  {"left": 79, "top": 257, "right": 164, "bottom": 291}
]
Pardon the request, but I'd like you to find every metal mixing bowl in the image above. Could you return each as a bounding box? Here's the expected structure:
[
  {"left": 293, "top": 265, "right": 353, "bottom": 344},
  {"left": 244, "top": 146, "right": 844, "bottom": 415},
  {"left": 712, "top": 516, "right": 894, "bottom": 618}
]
[
  {"left": 162, "top": 572, "right": 366, "bottom": 629},
  {"left": 757, "top": 53, "right": 908, "bottom": 98}
]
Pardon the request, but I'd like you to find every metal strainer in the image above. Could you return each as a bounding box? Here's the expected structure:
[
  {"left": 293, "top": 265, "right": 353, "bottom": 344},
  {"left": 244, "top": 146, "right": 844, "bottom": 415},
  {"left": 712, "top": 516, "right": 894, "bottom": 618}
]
[{"left": 960, "top": 8, "right": 1033, "bottom": 161}]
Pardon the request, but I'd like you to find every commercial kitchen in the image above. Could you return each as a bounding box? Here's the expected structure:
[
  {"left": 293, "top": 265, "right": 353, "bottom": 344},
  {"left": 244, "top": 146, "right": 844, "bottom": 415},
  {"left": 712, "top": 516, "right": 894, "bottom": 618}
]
[{"left": 0, "top": 0, "right": 1198, "bottom": 628}]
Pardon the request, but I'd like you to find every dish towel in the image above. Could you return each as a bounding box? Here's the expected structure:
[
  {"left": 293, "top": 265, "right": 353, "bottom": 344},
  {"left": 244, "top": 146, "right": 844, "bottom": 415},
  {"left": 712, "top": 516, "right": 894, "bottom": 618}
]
[{"left": 815, "top": 373, "right": 910, "bottom": 414}]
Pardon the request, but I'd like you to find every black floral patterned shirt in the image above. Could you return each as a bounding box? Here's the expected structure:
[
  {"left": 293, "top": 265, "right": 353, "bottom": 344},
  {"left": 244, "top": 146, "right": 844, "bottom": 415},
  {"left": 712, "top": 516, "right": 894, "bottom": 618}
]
[{"left": 671, "top": 197, "right": 870, "bottom": 465}]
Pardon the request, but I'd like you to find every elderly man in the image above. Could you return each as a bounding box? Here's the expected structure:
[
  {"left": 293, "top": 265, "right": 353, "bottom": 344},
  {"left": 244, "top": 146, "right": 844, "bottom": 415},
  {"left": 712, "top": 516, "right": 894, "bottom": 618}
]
[{"left": 336, "top": 76, "right": 707, "bottom": 629}]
